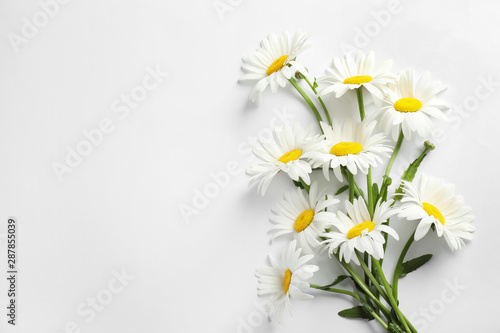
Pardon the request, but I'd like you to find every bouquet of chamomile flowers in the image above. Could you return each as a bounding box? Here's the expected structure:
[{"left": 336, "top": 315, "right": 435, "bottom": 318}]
[{"left": 239, "top": 30, "right": 475, "bottom": 333}]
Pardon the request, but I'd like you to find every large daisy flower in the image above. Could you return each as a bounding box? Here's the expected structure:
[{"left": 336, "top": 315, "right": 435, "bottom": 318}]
[
  {"left": 370, "top": 70, "right": 449, "bottom": 141},
  {"left": 247, "top": 123, "right": 322, "bottom": 196},
  {"left": 318, "top": 51, "right": 397, "bottom": 100},
  {"left": 397, "top": 174, "right": 475, "bottom": 251},
  {"left": 239, "top": 30, "right": 310, "bottom": 103},
  {"left": 270, "top": 181, "right": 339, "bottom": 253},
  {"left": 255, "top": 240, "right": 319, "bottom": 322},
  {"left": 321, "top": 199, "right": 399, "bottom": 264},
  {"left": 304, "top": 120, "right": 392, "bottom": 182}
]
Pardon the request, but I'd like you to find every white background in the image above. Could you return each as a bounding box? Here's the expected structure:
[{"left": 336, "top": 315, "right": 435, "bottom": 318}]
[{"left": 1, "top": 0, "right": 500, "bottom": 332}]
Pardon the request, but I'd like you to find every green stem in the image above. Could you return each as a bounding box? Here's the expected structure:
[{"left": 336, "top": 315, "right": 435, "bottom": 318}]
[
  {"left": 309, "top": 283, "right": 359, "bottom": 300},
  {"left": 393, "top": 232, "right": 415, "bottom": 300},
  {"left": 303, "top": 76, "right": 333, "bottom": 126},
  {"left": 384, "top": 130, "right": 404, "bottom": 179},
  {"left": 367, "top": 167, "right": 374, "bottom": 217},
  {"left": 341, "top": 167, "right": 365, "bottom": 201},
  {"left": 299, "top": 178, "right": 310, "bottom": 193},
  {"left": 372, "top": 259, "right": 411, "bottom": 333},
  {"left": 355, "top": 252, "right": 388, "bottom": 302},
  {"left": 348, "top": 171, "right": 355, "bottom": 203},
  {"left": 288, "top": 77, "right": 323, "bottom": 131},
  {"left": 333, "top": 254, "right": 392, "bottom": 320},
  {"left": 310, "top": 283, "right": 388, "bottom": 329},
  {"left": 355, "top": 88, "right": 365, "bottom": 121}
]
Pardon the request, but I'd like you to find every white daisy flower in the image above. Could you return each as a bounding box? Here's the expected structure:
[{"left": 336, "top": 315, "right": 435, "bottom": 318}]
[
  {"left": 318, "top": 51, "right": 397, "bottom": 100},
  {"left": 398, "top": 174, "right": 475, "bottom": 251},
  {"left": 370, "top": 70, "right": 449, "bottom": 141},
  {"left": 270, "top": 181, "right": 339, "bottom": 253},
  {"left": 247, "top": 123, "right": 322, "bottom": 196},
  {"left": 304, "top": 120, "right": 392, "bottom": 182},
  {"left": 322, "top": 199, "right": 399, "bottom": 264},
  {"left": 255, "top": 240, "right": 319, "bottom": 322},
  {"left": 239, "top": 30, "right": 310, "bottom": 103}
]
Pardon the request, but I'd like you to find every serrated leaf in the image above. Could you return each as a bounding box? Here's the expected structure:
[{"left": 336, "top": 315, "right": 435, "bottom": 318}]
[
  {"left": 335, "top": 185, "right": 349, "bottom": 195},
  {"left": 401, "top": 254, "right": 433, "bottom": 277},
  {"left": 338, "top": 306, "right": 373, "bottom": 320}
]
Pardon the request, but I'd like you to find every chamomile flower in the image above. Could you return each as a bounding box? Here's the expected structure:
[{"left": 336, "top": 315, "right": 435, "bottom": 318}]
[
  {"left": 255, "top": 240, "right": 318, "bottom": 322},
  {"left": 270, "top": 181, "right": 339, "bottom": 253},
  {"left": 247, "top": 123, "right": 321, "bottom": 196},
  {"left": 318, "top": 51, "right": 397, "bottom": 100},
  {"left": 304, "top": 120, "right": 392, "bottom": 182},
  {"left": 322, "top": 199, "right": 399, "bottom": 264},
  {"left": 370, "top": 70, "right": 449, "bottom": 141},
  {"left": 398, "top": 174, "right": 475, "bottom": 251},
  {"left": 239, "top": 30, "right": 310, "bottom": 103}
]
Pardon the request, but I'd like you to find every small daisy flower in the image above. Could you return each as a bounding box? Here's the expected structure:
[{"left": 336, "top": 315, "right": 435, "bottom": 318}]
[
  {"left": 322, "top": 199, "right": 399, "bottom": 264},
  {"left": 318, "top": 51, "right": 397, "bottom": 100},
  {"left": 270, "top": 181, "right": 339, "bottom": 253},
  {"left": 247, "top": 123, "right": 321, "bottom": 196},
  {"left": 370, "top": 70, "right": 449, "bottom": 141},
  {"left": 398, "top": 174, "right": 475, "bottom": 251},
  {"left": 255, "top": 240, "right": 319, "bottom": 322},
  {"left": 239, "top": 30, "right": 310, "bottom": 103},
  {"left": 304, "top": 120, "right": 392, "bottom": 182}
]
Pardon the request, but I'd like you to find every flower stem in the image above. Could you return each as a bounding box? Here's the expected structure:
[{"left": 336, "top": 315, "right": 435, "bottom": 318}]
[
  {"left": 392, "top": 231, "right": 415, "bottom": 300},
  {"left": 348, "top": 171, "right": 355, "bottom": 203},
  {"left": 299, "top": 177, "right": 310, "bottom": 193},
  {"left": 355, "top": 252, "right": 388, "bottom": 302},
  {"left": 355, "top": 88, "right": 365, "bottom": 121},
  {"left": 384, "top": 130, "right": 404, "bottom": 179},
  {"left": 372, "top": 259, "right": 412, "bottom": 333},
  {"left": 288, "top": 77, "right": 324, "bottom": 131},
  {"left": 309, "top": 283, "right": 359, "bottom": 300},
  {"left": 367, "top": 167, "right": 374, "bottom": 217},
  {"left": 303, "top": 76, "right": 333, "bottom": 125},
  {"left": 333, "top": 253, "right": 392, "bottom": 320},
  {"left": 310, "top": 283, "right": 388, "bottom": 329}
]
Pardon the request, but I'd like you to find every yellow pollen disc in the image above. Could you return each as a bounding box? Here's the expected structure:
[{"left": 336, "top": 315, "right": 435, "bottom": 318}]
[
  {"left": 394, "top": 98, "right": 423, "bottom": 113},
  {"left": 294, "top": 209, "right": 315, "bottom": 232},
  {"left": 347, "top": 221, "right": 376, "bottom": 239},
  {"left": 330, "top": 142, "right": 363, "bottom": 156},
  {"left": 343, "top": 75, "right": 373, "bottom": 84},
  {"left": 277, "top": 149, "right": 302, "bottom": 164},
  {"left": 266, "top": 55, "right": 289, "bottom": 76},
  {"left": 283, "top": 269, "right": 292, "bottom": 295},
  {"left": 422, "top": 202, "right": 445, "bottom": 225}
]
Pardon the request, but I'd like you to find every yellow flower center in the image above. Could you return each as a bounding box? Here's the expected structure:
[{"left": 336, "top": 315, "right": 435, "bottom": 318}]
[
  {"left": 294, "top": 209, "right": 315, "bottom": 232},
  {"left": 347, "top": 221, "right": 376, "bottom": 239},
  {"left": 394, "top": 98, "right": 423, "bottom": 113},
  {"left": 283, "top": 269, "right": 292, "bottom": 295},
  {"left": 266, "top": 55, "right": 289, "bottom": 76},
  {"left": 422, "top": 202, "right": 445, "bottom": 225},
  {"left": 330, "top": 142, "right": 363, "bottom": 156},
  {"left": 343, "top": 75, "right": 373, "bottom": 84},
  {"left": 277, "top": 149, "right": 302, "bottom": 164}
]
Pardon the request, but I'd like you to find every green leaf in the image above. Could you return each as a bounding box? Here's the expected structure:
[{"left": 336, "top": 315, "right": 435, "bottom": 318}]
[
  {"left": 335, "top": 185, "right": 349, "bottom": 195},
  {"left": 338, "top": 306, "right": 373, "bottom": 320},
  {"left": 400, "top": 254, "right": 433, "bottom": 277}
]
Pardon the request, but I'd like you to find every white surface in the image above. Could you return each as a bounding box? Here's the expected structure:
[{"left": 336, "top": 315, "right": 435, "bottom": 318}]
[{"left": 1, "top": 0, "right": 499, "bottom": 332}]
